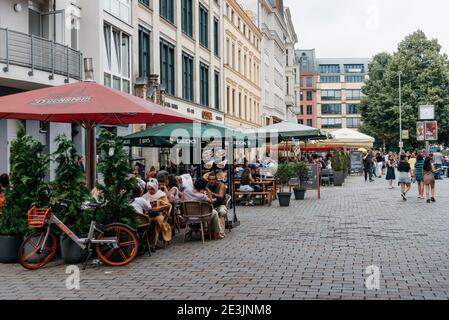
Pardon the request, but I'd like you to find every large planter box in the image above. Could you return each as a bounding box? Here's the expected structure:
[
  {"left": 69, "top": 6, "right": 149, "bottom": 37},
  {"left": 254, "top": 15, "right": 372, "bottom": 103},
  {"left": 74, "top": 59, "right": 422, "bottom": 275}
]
[
  {"left": 333, "top": 171, "right": 344, "bottom": 186},
  {"left": 278, "top": 192, "right": 292, "bottom": 207},
  {"left": 61, "top": 236, "right": 86, "bottom": 264},
  {"left": 0, "top": 235, "right": 21, "bottom": 263},
  {"left": 293, "top": 188, "right": 306, "bottom": 200}
]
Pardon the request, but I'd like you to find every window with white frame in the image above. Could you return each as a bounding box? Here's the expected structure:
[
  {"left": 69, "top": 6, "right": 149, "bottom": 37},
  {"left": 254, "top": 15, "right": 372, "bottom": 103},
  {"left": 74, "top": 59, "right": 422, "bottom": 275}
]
[
  {"left": 103, "top": 23, "right": 131, "bottom": 93},
  {"left": 103, "top": 0, "right": 131, "bottom": 24}
]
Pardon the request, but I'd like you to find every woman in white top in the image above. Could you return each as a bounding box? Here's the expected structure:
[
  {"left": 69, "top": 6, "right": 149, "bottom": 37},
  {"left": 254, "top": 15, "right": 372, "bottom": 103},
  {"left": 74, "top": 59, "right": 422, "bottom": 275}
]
[{"left": 130, "top": 185, "right": 151, "bottom": 215}]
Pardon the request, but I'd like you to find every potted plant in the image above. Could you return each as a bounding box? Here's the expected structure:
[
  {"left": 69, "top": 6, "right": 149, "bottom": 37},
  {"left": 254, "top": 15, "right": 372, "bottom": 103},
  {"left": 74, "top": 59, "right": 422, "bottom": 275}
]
[
  {"left": 96, "top": 129, "right": 136, "bottom": 227},
  {"left": 52, "top": 135, "right": 90, "bottom": 264},
  {"left": 0, "top": 125, "right": 49, "bottom": 263},
  {"left": 332, "top": 151, "right": 345, "bottom": 186},
  {"left": 290, "top": 160, "right": 309, "bottom": 200},
  {"left": 275, "top": 162, "right": 294, "bottom": 207}
]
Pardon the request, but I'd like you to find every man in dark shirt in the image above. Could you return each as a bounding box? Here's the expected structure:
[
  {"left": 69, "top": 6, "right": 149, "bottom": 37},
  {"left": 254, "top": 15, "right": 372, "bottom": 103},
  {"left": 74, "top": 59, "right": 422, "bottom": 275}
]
[{"left": 363, "top": 151, "right": 374, "bottom": 182}]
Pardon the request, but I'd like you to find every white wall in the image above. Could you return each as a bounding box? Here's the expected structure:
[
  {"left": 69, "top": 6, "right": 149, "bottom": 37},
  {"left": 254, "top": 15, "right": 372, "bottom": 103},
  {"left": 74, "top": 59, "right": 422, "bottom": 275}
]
[{"left": 0, "top": 0, "right": 29, "bottom": 32}]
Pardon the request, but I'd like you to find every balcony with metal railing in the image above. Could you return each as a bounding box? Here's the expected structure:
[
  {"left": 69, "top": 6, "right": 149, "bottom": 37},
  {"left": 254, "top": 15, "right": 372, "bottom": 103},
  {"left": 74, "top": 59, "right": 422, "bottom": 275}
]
[{"left": 0, "top": 28, "right": 82, "bottom": 82}]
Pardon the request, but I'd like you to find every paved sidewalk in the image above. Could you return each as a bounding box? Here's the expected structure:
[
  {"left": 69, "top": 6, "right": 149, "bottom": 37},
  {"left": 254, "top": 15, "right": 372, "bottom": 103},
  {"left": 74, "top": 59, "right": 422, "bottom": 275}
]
[{"left": 1, "top": 175, "right": 449, "bottom": 300}]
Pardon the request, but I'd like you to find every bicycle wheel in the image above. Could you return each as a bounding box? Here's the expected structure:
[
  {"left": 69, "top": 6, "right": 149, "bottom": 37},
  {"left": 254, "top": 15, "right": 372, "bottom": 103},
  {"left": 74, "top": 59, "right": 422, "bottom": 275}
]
[
  {"left": 19, "top": 231, "right": 58, "bottom": 270},
  {"left": 95, "top": 223, "right": 138, "bottom": 266}
]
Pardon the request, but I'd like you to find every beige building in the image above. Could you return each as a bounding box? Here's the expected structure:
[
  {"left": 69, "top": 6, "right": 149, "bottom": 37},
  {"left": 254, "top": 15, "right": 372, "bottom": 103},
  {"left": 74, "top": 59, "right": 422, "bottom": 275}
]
[{"left": 223, "top": 0, "right": 262, "bottom": 129}]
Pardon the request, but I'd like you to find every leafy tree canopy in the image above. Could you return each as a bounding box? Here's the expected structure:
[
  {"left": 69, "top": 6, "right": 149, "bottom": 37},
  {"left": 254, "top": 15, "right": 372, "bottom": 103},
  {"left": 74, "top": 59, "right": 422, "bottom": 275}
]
[{"left": 360, "top": 30, "right": 449, "bottom": 150}]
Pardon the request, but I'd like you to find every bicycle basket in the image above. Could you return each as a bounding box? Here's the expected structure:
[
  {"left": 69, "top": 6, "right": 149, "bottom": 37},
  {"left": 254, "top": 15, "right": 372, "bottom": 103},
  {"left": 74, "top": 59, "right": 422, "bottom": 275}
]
[{"left": 28, "top": 206, "right": 52, "bottom": 228}]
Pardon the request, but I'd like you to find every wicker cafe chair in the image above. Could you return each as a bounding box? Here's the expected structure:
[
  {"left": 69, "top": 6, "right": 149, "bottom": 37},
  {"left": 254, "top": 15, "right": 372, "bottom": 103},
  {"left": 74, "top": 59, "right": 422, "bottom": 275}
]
[
  {"left": 136, "top": 213, "right": 152, "bottom": 256},
  {"left": 181, "top": 201, "right": 213, "bottom": 244}
]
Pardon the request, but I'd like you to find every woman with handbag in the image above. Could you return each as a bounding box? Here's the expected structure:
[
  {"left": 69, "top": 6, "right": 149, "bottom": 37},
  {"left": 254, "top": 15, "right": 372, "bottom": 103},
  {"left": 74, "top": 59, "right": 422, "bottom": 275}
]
[{"left": 423, "top": 157, "right": 436, "bottom": 203}]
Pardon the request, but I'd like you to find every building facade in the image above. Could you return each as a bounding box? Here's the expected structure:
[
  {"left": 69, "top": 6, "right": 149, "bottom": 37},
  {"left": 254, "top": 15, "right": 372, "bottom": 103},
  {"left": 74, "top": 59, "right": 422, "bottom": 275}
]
[
  {"left": 249, "top": 0, "right": 290, "bottom": 125},
  {"left": 283, "top": 7, "right": 298, "bottom": 123},
  {"left": 133, "top": 0, "right": 225, "bottom": 126},
  {"left": 315, "top": 58, "right": 370, "bottom": 132},
  {"left": 223, "top": 0, "right": 262, "bottom": 129},
  {"left": 295, "top": 49, "right": 318, "bottom": 127},
  {"left": 0, "top": 0, "right": 83, "bottom": 177}
]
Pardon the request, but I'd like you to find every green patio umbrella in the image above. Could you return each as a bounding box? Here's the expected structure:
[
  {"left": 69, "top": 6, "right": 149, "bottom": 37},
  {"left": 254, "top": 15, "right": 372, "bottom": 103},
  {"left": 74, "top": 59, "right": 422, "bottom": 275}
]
[{"left": 123, "top": 122, "right": 259, "bottom": 148}]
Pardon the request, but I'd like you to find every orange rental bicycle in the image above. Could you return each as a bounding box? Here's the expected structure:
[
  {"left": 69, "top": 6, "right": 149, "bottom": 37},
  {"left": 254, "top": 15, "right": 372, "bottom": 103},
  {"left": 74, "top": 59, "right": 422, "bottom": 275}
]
[{"left": 19, "top": 200, "right": 138, "bottom": 270}]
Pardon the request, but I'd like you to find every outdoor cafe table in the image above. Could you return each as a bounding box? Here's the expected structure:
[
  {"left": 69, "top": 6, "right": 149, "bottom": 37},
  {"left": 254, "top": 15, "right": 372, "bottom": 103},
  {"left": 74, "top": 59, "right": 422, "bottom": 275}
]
[{"left": 233, "top": 178, "right": 277, "bottom": 202}]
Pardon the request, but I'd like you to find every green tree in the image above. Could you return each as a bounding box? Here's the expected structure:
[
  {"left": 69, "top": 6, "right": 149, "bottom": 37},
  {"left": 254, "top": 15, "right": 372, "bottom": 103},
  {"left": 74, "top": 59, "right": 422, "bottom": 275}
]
[
  {"left": 52, "top": 134, "right": 90, "bottom": 235},
  {"left": 96, "top": 129, "right": 136, "bottom": 227},
  {"left": 360, "top": 30, "right": 449, "bottom": 149},
  {"left": 0, "top": 124, "right": 49, "bottom": 236}
]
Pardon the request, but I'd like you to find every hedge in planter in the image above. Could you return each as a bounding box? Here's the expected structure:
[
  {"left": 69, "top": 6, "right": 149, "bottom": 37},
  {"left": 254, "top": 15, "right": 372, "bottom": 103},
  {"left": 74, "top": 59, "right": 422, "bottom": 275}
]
[
  {"left": 0, "top": 125, "right": 49, "bottom": 262},
  {"left": 52, "top": 135, "right": 90, "bottom": 263},
  {"left": 96, "top": 129, "right": 137, "bottom": 228}
]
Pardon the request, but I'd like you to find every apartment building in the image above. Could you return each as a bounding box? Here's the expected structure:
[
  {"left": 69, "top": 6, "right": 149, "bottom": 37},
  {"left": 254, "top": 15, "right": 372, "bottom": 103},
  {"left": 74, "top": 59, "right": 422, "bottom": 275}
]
[
  {"left": 315, "top": 58, "right": 370, "bottom": 132},
  {"left": 223, "top": 0, "right": 262, "bottom": 129},
  {"left": 0, "top": 0, "right": 83, "bottom": 177},
  {"left": 247, "top": 0, "right": 290, "bottom": 125},
  {"left": 283, "top": 7, "right": 298, "bottom": 123},
  {"left": 133, "top": 0, "right": 225, "bottom": 126},
  {"left": 295, "top": 49, "right": 318, "bottom": 127}
]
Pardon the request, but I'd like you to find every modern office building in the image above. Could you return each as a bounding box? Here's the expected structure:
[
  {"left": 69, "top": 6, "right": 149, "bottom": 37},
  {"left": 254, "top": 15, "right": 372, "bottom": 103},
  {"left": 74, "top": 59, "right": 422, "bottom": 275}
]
[
  {"left": 315, "top": 58, "right": 370, "bottom": 132},
  {"left": 0, "top": 0, "right": 83, "bottom": 177},
  {"left": 223, "top": 0, "right": 262, "bottom": 129},
  {"left": 295, "top": 49, "right": 318, "bottom": 127}
]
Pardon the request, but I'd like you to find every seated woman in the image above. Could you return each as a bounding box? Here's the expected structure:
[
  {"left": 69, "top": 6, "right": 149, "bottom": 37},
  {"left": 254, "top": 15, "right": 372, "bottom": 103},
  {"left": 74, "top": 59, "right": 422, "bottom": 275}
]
[
  {"left": 239, "top": 167, "right": 262, "bottom": 206},
  {"left": 142, "top": 179, "right": 172, "bottom": 249},
  {"left": 130, "top": 185, "right": 151, "bottom": 215},
  {"left": 182, "top": 178, "right": 224, "bottom": 240}
]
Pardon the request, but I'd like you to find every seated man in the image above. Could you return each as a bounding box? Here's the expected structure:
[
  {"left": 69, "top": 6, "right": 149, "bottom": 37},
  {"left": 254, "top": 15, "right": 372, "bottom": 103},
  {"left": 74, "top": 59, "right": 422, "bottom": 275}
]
[
  {"left": 183, "top": 178, "right": 224, "bottom": 240},
  {"left": 207, "top": 173, "right": 228, "bottom": 231}
]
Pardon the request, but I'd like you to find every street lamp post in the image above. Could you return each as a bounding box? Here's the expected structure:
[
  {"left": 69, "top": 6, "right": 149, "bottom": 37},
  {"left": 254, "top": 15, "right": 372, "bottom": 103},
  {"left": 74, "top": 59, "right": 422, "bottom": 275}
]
[{"left": 398, "top": 71, "right": 403, "bottom": 153}]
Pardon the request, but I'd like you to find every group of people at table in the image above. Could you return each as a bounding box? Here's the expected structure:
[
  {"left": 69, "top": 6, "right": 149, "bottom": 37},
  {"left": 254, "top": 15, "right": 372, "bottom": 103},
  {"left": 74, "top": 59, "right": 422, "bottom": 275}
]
[{"left": 127, "top": 165, "right": 229, "bottom": 251}]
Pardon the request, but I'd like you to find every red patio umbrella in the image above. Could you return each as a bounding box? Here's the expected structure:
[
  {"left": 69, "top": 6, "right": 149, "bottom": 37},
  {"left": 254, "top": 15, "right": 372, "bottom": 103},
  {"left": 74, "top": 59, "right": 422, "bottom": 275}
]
[{"left": 0, "top": 81, "right": 192, "bottom": 188}]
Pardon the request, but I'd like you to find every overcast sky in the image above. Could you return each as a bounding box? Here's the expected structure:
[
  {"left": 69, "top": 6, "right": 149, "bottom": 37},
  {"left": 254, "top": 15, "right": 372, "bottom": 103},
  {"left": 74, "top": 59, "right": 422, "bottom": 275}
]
[{"left": 280, "top": 0, "right": 449, "bottom": 59}]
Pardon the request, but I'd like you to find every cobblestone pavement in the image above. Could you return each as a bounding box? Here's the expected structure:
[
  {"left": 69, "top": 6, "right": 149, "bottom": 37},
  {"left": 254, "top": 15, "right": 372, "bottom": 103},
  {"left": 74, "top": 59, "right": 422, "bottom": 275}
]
[{"left": 1, "top": 175, "right": 449, "bottom": 300}]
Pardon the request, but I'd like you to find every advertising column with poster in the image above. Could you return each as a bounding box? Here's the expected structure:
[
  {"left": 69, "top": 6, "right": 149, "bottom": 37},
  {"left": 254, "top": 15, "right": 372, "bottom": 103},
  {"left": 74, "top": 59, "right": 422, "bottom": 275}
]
[
  {"left": 417, "top": 105, "right": 438, "bottom": 149},
  {"left": 425, "top": 121, "right": 438, "bottom": 141}
]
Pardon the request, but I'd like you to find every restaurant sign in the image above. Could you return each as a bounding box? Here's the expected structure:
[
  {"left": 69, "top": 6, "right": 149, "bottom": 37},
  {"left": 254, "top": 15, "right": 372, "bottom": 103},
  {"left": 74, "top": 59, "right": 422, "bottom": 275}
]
[{"left": 31, "top": 96, "right": 92, "bottom": 105}]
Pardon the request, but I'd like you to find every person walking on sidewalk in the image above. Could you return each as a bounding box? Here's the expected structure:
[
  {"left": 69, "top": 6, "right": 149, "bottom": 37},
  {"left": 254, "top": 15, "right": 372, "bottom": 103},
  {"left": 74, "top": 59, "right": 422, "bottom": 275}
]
[
  {"left": 423, "top": 157, "right": 436, "bottom": 203},
  {"left": 415, "top": 153, "right": 425, "bottom": 199},
  {"left": 363, "top": 151, "right": 374, "bottom": 182},
  {"left": 376, "top": 152, "right": 384, "bottom": 178},
  {"left": 397, "top": 155, "right": 412, "bottom": 201},
  {"left": 386, "top": 154, "right": 396, "bottom": 189}
]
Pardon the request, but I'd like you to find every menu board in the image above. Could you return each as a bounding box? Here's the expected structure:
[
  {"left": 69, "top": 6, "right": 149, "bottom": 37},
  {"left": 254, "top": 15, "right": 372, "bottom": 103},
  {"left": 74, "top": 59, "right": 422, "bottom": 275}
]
[
  {"left": 299, "top": 164, "right": 321, "bottom": 199},
  {"left": 303, "top": 164, "right": 319, "bottom": 190},
  {"left": 200, "top": 144, "right": 229, "bottom": 183},
  {"left": 350, "top": 152, "right": 363, "bottom": 173}
]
